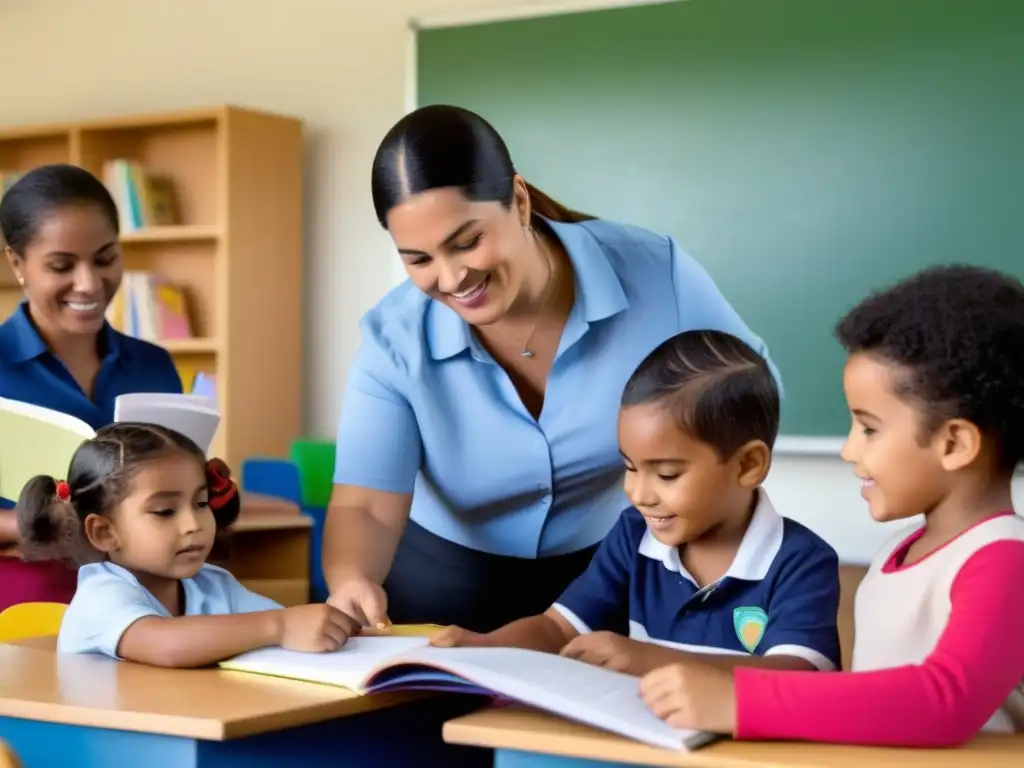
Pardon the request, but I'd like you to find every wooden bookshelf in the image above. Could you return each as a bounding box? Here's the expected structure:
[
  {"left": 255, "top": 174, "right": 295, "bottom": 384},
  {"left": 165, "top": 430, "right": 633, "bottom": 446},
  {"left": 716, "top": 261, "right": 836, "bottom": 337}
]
[{"left": 0, "top": 106, "right": 303, "bottom": 469}]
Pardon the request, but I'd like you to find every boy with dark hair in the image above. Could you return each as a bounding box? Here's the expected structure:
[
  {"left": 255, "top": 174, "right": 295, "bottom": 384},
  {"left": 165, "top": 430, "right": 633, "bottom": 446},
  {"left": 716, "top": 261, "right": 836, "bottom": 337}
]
[{"left": 432, "top": 329, "right": 841, "bottom": 677}]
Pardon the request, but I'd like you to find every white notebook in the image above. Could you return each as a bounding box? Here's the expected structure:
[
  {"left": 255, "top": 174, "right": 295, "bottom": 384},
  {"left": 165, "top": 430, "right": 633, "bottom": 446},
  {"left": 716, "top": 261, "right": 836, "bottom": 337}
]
[
  {"left": 112, "top": 393, "right": 219, "bottom": 452},
  {"left": 220, "top": 637, "right": 715, "bottom": 752}
]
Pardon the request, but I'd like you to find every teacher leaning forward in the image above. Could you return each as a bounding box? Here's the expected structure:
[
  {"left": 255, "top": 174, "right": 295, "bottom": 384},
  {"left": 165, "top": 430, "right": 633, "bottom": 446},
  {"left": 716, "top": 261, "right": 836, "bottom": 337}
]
[{"left": 324, "top": 105, "right": 779, "bottom": 632}]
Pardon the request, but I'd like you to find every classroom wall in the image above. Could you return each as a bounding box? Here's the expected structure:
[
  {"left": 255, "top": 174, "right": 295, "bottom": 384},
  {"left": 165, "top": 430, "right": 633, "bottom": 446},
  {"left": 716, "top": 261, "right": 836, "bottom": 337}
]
[{"left": 2, "top": 0, "right": 1019, "bottom": 562}]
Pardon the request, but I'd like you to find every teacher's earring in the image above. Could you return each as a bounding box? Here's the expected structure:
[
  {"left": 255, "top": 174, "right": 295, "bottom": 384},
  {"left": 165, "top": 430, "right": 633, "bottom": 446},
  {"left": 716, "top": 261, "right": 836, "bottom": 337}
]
[{"left": 16, "top": 275, "right": 24, "bottom": 287}]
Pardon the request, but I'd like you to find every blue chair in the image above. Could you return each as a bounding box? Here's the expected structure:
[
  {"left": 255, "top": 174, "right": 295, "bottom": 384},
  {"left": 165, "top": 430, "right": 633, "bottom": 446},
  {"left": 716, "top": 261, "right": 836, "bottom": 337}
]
[
  {"left": 240, "top": 457, "right": 302, "bottom": 505},
  {"left": 239, "top": 457, "right": 327, "bottom": 600}
]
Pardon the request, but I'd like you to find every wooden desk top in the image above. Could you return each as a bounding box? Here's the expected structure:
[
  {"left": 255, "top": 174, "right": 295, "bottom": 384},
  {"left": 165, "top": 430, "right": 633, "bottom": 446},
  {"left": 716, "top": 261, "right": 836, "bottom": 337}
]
[
  {"left": 443, "top": 707, "right": 1024, "bottom": 767},
  {"left": 0, "top": 637, "right": 418, "bottom": 741},
  {"left": 230, "top": 514, "right": 313, "bottom": 533}
]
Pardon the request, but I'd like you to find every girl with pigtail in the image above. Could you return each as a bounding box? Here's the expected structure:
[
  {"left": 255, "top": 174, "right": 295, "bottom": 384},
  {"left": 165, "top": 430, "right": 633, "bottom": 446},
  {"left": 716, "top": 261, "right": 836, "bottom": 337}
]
[{"left": 17, "top": 423, "right": 359, "bottom": 667}]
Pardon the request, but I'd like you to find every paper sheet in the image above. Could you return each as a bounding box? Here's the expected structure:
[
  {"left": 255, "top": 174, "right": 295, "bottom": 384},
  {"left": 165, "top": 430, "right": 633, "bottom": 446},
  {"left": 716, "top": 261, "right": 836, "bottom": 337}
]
[
  {"left": 220, "top": 636, "right": 430, "bottom": 691},
  {"left": 221, "top": 641, "right": 711, "bottom": 751}
]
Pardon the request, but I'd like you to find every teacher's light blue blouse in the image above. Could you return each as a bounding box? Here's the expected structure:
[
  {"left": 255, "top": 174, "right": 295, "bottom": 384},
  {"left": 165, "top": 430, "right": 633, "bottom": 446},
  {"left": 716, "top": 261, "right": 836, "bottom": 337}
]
[{"left": 334, "top": 218, "right": 780, "bottom": 558}]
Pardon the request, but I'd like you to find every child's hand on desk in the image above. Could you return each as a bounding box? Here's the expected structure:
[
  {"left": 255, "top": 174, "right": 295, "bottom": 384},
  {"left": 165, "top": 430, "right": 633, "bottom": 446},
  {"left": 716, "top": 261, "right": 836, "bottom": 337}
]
[
  {"left": 429, "top": 625, "right": 486, "bottom": 648},
  {"left": 279, "top": 604, "right": 360, "bottom": 652},
  {"left": 639, "top": 661, "right": 736, "bottom": 734},
  {"left": 559, "top": 631, "right": 649, "bottom": 674}
]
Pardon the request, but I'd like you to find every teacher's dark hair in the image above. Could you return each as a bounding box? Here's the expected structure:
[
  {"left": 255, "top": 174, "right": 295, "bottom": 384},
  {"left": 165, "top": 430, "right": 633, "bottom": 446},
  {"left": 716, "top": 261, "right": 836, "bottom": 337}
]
[
  {"left": 0, "top": 164, "right": 119, "bottom": 254},
  {"left": 622, "top": 330, "right": 780, "bottom": 460},
  {"left": 371, "top": 104, "right": 593, "bottom": 228}
]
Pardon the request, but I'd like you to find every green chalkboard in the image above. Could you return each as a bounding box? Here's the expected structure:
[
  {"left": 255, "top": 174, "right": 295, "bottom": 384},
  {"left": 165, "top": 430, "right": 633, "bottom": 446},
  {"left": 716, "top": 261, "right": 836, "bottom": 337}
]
[{"left": 418, "top": 0, "right": 1024, "bottom": 437}]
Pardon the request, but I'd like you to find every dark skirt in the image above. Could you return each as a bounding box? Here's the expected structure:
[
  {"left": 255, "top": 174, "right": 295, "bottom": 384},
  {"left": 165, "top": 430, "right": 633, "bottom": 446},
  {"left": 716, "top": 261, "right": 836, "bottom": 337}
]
[{"left": 383, "top": 520, "right": 598, "bottom": 632}]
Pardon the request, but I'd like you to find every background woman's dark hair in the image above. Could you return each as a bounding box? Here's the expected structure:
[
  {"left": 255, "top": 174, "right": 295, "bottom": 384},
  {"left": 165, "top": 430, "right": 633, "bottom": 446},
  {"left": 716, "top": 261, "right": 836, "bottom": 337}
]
[
  {"left": 835, "top": 264, "right": 1024, "bottom": 473},
  {"left": 16, "top": 423, "right": 240, "bottom": 565},
  {"left": 0, "top": 163, "right": 119, "bottom": 254},
  {"left": 371, "top": 104, "right": 594, "bottom": 228},
  {"left": 622, "top": 330, "right": 780, "bottom": 459}
]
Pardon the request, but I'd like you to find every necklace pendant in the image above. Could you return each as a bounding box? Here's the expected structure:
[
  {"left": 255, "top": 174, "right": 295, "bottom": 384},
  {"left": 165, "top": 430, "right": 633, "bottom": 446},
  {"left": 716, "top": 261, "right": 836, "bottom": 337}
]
[{"left": 520, "top": 349, "right": 534, "bottom": 358}]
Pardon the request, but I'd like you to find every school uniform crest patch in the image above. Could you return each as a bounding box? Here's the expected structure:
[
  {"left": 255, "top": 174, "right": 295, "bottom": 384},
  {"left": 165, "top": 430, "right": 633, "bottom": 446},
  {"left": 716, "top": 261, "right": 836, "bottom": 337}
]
[{"left": 733, "top": 606, "right": 768, "bottom": 653}]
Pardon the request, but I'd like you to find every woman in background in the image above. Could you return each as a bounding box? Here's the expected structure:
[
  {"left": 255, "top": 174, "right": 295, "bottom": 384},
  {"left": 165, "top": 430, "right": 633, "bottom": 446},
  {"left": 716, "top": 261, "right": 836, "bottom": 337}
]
[
  {"left": 0, "top": 164, "right": 182, "bottom": 610},
  {"left": 324, "top": 105, "right": 781, "bottom": 632}
]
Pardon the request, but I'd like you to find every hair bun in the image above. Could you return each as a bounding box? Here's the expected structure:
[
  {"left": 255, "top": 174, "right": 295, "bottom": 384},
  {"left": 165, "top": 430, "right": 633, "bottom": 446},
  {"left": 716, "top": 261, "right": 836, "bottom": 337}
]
[{"left": 206, "top": 458, "right": 237, "bottom": 512}]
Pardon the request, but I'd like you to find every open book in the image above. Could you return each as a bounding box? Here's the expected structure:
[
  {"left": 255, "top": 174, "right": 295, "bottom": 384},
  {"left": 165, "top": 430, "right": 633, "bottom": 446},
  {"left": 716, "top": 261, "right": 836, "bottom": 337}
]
[
  {"left": 219, "top": 637, "right": 714, "bottom": 752},
  {"left": 0, "top": 393, "right": 219, "bottom": 501}
]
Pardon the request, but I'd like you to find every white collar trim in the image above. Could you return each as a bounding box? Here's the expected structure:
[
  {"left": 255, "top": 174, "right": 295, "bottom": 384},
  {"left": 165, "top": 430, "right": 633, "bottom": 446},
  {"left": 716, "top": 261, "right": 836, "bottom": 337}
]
[{"left": 637, "top": 489, "right": 784, "bottom": 583}]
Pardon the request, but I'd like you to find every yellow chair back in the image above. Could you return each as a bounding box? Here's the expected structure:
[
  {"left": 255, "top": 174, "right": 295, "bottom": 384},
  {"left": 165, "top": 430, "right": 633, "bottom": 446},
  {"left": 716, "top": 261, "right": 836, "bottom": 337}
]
[
  {"left": 0, "top": 601, "right": 67, "bottom": 643},
  {"left": 0, "top": 740, "right": 22, "bottom": 768}
]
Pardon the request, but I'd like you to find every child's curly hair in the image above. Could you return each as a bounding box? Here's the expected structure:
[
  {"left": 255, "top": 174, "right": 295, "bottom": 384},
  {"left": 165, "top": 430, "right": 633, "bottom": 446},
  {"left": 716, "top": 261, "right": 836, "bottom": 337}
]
[
  {"left": 835, "top": 264, "right": 1024, "bottom": 473},
  {"left": 15, "top": 423, "right": 241, "bottom": 565}
]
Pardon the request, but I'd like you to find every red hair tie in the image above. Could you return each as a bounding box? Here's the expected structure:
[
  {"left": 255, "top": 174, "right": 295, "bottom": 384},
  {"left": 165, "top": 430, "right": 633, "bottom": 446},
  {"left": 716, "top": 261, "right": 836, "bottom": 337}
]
[
  {"left": 55, "top": 481, "right": 71, "bottom": 502},
  {"left": 206, "top": 458, "right": 237, "bottom": 512}
]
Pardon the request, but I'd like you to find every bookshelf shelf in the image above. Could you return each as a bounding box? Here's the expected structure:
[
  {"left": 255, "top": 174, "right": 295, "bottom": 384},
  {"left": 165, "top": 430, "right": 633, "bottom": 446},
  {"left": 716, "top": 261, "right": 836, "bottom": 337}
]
[
  {"left": 0, "top": 106, "right": 303, "bottom": 468},
  {"left": 119, "top": 224, "right": 221, "bottom": 244},
  {"left": 162, "top": 337, "right": 220, "bottom": 354}
]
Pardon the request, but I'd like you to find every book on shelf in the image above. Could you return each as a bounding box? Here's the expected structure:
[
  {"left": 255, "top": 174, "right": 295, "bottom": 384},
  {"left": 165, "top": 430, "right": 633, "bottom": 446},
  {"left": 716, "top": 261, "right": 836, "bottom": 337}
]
[
  {"left": 0, "top": 394, "right": 219, "bottom": 501},
  {"left": 102, "top": 159, "right": 180, "bottom": 231},
  {"left": 106, "top": 270, "right": 193, "bottom": 343},
  {"left": 219, "top": 637, "right": 715, "bottom": 752},
  {"left": 190, "top": 372, "right": 218, "bottom": 408}
]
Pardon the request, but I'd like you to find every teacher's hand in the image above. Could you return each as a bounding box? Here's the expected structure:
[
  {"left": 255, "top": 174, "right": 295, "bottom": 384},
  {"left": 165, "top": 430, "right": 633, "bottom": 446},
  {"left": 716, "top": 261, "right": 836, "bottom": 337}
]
[{"left": 327, "top": 577, "right": 391, "bottom": 629}]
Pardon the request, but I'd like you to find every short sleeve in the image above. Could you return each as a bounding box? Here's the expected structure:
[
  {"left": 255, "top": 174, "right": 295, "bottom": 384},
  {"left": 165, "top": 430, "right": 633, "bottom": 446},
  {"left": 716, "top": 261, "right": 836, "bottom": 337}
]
[
  {"left": 131, "top": 344, "right": 183, "bottom": 394},
  {"left": 668, "top": 237, "right": 783, "bottom": 395},
  {"left": 57, "top": 568, "right": 161, "bottom": 658},
  {"left": 333, "top": 338, "right": 423, "bottom": 494},
  {"left": 551, "top": 511, "right": 636, "bottom": 635},
  {"left": 759, "top": 537, "right": 841, "bottom": 671},
  {"left": 151, "top": 348, "right": 184, "bottom": 393}
]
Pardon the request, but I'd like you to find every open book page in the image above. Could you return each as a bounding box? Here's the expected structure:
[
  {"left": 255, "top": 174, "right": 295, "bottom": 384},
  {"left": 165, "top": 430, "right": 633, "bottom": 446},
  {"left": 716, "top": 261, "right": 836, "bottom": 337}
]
[
  {"left": 0, "top": 398, "right": 94, "bottom": 501},
  {"left": 113, "top": 393, "right": 219, "bottom": 452},
  {"left": 365, "top": 646, "right": 711, "bottom": 751},
  {"left": 219, "top": 636, "right": 430, "bottom": 691},
  {"left": 220, "top": 639, "right": 711, "bottom": 751}
]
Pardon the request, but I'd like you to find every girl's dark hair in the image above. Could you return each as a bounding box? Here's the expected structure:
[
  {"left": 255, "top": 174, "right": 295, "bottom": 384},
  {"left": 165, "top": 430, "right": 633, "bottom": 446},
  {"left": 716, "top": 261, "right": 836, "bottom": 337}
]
[
  {"left": 15, "top": 423, "right": 240, "bottom": 565},
  {"left": 0, "top": 164, "right": 119, "bottom": 254},
  {"left": 371, "top": 104, "right": 593, "bottom": 228},
  {"left": 622, "top": 330, "right": 780, "bottom": 460}
]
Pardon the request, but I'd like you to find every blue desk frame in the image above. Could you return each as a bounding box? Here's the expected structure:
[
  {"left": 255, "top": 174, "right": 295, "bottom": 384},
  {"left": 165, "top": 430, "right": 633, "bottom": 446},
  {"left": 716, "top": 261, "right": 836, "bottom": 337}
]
[
  {"left": 2, "top": 696, "right": 493, "bottom": 768},
  {"left": 494, "top": 752, "right": 641, "bottom": 767}
]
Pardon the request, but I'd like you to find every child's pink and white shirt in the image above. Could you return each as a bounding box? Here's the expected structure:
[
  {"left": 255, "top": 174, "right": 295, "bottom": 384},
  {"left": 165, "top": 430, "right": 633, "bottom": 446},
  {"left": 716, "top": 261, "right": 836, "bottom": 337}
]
[{"left": 734, "top": 512, "right": 1024, "bottom": 747}]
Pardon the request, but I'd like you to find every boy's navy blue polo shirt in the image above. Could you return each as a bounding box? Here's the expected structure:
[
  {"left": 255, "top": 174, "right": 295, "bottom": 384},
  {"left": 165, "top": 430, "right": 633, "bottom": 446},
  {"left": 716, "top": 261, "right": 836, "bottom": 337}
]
[
  {"left": 552, "top": 491, "right": 842, "bottom": 671},
  {"left": 0, "top": 303, "right": 182, "bottom": 505}
]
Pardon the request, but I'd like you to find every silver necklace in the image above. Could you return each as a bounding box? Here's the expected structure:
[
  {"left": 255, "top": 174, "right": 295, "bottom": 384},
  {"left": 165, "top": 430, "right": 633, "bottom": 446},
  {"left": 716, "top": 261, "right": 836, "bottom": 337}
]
[{"left": 498, "top": 237, "right": 557, "bottom": 358}]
